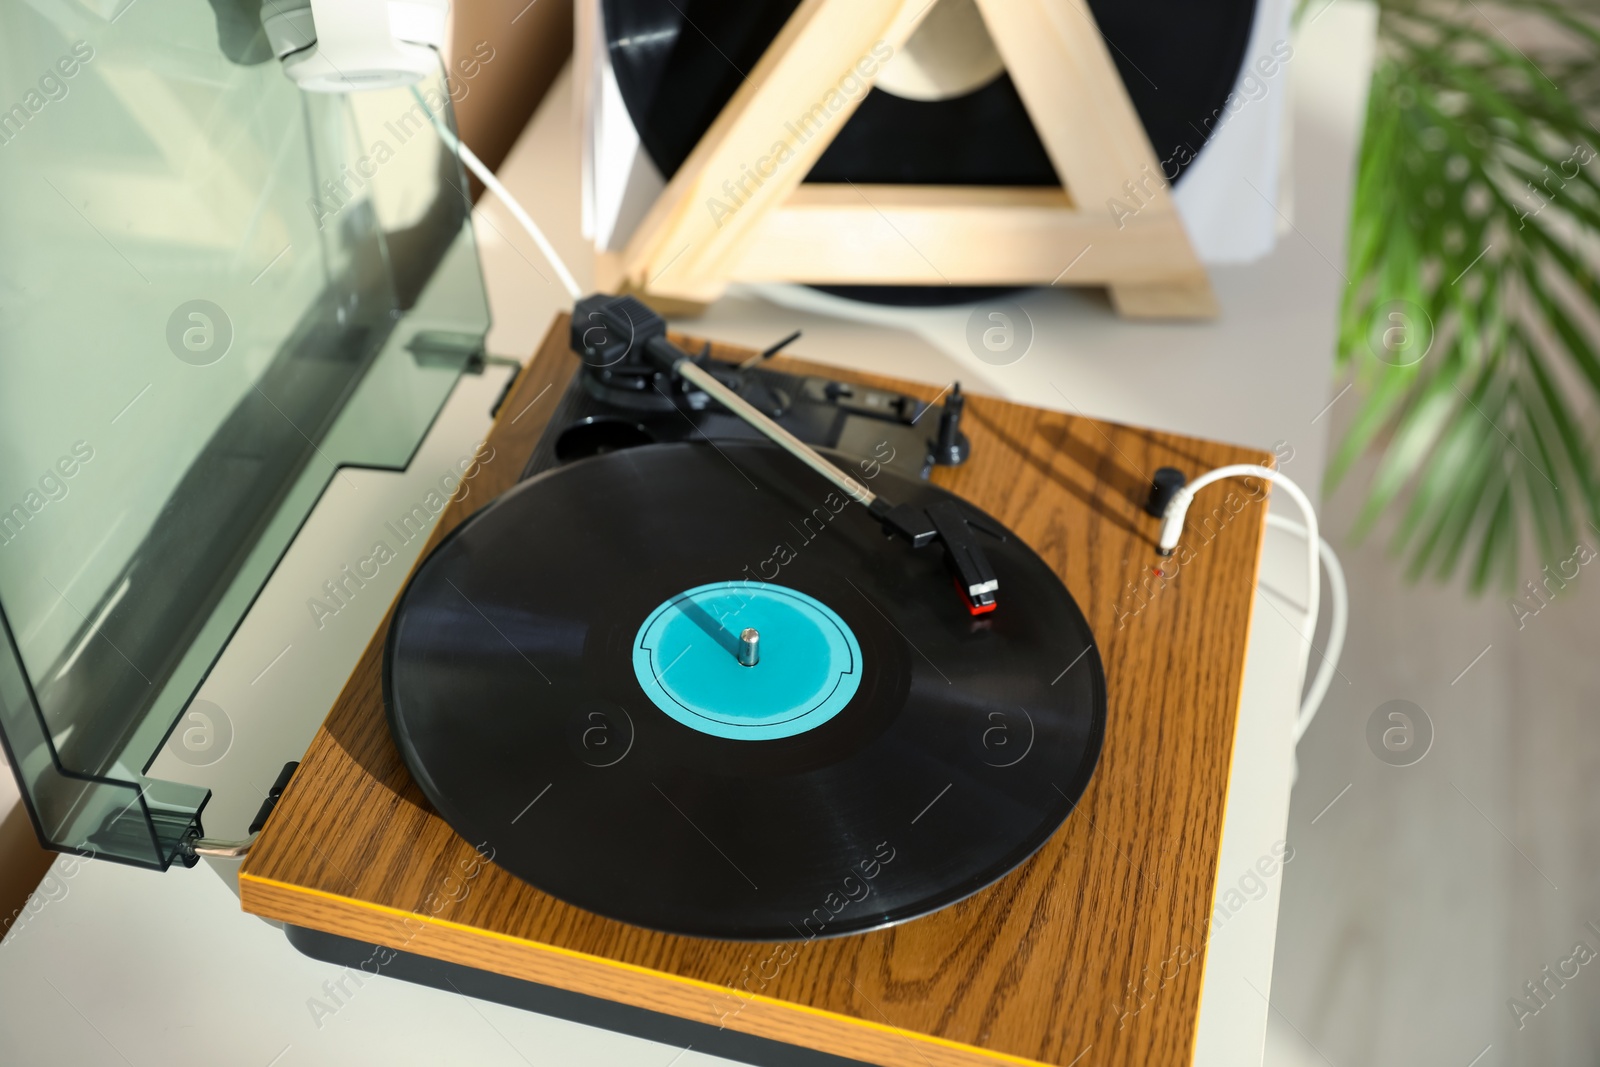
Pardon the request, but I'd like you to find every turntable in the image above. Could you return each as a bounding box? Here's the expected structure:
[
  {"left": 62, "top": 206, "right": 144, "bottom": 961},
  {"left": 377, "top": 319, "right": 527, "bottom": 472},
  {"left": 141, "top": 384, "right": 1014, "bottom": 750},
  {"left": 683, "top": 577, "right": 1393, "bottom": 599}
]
[
  {"left": 236, "top": 309, "right": 1275, "bottom": 1067},
  {"left": 0, "top": 2, "right": 1338, "bottom": 1063}
]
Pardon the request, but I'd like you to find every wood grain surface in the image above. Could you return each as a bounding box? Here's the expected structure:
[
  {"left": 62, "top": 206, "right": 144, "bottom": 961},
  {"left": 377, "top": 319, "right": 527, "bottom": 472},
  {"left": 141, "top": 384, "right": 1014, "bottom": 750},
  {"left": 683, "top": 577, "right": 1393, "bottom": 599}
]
[{"left": 240, "top": 316, "right": 1272, "bottom": 1067}]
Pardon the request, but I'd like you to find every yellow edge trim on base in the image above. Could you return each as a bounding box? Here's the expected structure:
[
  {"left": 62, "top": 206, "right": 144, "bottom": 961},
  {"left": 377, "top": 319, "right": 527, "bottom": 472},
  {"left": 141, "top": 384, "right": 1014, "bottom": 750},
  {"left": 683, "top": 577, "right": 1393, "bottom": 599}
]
[
  {"left": 1187, "top": 489, "right": 1274, "bottom": 1056},
  {"left": 238, "top": 871, "right": 1051, "bottom": 1067}
]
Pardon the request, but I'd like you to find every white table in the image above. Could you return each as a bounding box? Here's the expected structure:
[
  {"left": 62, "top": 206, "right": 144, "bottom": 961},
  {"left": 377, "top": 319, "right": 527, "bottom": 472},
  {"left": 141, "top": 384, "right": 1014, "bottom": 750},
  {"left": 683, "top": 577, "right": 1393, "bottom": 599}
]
[{"left": 0, "top": 5, "right": 1375, "bottom": 1064}]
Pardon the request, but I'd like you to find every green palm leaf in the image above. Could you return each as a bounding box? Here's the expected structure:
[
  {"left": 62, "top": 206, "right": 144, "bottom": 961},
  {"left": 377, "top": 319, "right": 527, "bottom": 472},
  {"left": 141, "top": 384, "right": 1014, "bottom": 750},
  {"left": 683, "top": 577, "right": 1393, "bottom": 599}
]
[{"left": 1337, "top": 0, "right": 1600, "bottom": 591}]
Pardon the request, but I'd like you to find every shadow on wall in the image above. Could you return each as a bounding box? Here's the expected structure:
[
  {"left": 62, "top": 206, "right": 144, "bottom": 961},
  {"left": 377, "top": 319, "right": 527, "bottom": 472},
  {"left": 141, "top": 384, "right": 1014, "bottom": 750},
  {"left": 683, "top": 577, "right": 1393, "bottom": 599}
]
[{"left": 449, "top": 0, "right": 575, "bottom": 200}]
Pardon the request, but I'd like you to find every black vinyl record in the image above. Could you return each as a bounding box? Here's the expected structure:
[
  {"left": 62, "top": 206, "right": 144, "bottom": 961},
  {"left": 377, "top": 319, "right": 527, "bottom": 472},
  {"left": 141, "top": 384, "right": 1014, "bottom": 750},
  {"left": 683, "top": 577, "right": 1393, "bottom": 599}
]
[
  {"left": 601, "top": 0, "right": 1259, "bottom": 189},
  {"left": 385, "top": 441, "right": 1105, "bottom": 941}
]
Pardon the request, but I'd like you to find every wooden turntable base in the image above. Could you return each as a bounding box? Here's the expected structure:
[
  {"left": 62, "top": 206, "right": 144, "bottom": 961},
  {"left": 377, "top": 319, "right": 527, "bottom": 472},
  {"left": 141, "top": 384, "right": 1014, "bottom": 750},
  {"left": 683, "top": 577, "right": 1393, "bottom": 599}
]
[{"left": 240, "top": 316, "right": 1271, "bottom": 1067}]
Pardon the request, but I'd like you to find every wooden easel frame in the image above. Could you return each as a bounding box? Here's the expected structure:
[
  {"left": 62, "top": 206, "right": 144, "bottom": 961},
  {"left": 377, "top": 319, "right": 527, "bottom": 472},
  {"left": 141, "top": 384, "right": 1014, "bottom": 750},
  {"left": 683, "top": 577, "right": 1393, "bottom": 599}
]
[{"left": 588, "top": 0, "right": 1216, "bottom": 318}]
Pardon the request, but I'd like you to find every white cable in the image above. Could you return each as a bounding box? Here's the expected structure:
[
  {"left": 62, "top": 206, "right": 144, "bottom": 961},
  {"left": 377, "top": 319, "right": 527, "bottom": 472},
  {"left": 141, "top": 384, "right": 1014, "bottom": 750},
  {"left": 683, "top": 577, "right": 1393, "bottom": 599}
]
[
  {"left": 1266, "top": 513, "right": 1348, "bottom": 744},
  {"left": 412, "top": 87, "right": 584, "bottom": 301},
  {"left": 1158, "top": 465, "right": 1341, "bottom": 744}
]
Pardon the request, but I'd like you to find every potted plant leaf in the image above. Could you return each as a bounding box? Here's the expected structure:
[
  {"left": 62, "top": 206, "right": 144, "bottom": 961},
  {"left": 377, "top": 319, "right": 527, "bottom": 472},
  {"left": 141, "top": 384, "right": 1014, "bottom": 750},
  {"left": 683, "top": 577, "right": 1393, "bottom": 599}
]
[{"left": 1337, "top": 0, "right": 1600, "bottom": 591}]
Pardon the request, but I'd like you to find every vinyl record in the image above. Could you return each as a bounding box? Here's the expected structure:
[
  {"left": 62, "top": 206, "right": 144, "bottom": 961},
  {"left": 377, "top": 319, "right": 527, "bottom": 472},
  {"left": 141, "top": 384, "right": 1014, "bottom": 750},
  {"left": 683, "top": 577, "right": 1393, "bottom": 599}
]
[
  {"left": 385, "top": 441, "right": 1105, "bottom": 940},
  {"left": 601, "top": 0, "right": 1259, "bottom": 189}
]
